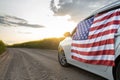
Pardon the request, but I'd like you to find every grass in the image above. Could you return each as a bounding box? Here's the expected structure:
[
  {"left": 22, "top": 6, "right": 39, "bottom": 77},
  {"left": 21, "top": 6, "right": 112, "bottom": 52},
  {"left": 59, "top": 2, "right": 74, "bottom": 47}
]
[
  {"left": 9, "top": 37, "right": 65, "bottom": 50},
  {"left": 0, "top": 40, "right": 6, "bottom": 55}
]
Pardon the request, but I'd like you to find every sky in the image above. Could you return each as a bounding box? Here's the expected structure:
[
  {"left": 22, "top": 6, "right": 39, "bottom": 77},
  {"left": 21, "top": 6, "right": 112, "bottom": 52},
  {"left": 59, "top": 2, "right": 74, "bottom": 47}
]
[{"left": 0, "top": 0, "right": 118, "bottom": 45}]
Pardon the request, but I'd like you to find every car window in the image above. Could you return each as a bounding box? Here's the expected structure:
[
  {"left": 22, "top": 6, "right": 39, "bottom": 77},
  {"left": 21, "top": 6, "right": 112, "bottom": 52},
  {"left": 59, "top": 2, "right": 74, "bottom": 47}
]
[{"left": 71, "top": 27, "right": 77, "bottom": 37}]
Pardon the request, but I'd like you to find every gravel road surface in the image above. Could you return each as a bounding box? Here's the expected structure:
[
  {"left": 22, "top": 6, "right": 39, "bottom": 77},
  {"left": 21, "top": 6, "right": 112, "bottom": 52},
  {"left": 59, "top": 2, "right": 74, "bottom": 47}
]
[{"left": 0, "top": 48, "right": 107, "bottom": 80}]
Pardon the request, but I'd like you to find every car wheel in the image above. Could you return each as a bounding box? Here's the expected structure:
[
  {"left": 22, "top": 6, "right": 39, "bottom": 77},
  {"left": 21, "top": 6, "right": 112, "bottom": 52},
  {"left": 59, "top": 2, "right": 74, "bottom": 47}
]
[
  {"left": 58, "top": 50, "right": 69, "bottom": 67},
  {"left": 116, "top": 61, "right": 120, "bottom": 80}
]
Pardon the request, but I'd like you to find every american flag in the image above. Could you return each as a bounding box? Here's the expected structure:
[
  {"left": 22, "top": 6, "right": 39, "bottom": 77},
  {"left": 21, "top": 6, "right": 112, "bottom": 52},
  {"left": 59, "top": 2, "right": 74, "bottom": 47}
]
[{"left": 71, "top": 8, "right": 120, "bottom": 66}]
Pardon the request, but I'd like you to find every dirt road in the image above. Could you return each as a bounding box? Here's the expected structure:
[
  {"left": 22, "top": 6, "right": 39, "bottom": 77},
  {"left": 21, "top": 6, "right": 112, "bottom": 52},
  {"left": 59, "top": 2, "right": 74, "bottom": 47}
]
[{"left": 0, "top": 48, "right": 107, "bottom": 80}]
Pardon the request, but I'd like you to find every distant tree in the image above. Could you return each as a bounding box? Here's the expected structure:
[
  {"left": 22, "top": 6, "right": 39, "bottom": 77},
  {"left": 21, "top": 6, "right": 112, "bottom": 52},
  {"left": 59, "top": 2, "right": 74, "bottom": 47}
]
[{"left": 0, "top": 40, "right": 6, "bottom": 55}]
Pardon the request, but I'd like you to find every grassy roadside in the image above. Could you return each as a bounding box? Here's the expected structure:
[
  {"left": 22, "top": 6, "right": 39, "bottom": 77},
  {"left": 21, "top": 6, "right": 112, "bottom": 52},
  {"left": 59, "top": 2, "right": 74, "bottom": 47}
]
[{"left": 0, "top": 40, "right": 6, "bottom": 55}]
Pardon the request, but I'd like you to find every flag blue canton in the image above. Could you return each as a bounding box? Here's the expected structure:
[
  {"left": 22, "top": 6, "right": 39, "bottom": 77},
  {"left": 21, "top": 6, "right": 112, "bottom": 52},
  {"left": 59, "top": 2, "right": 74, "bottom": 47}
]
[{"left": 72, "top": 17, "right": 94, "bottom": 40}]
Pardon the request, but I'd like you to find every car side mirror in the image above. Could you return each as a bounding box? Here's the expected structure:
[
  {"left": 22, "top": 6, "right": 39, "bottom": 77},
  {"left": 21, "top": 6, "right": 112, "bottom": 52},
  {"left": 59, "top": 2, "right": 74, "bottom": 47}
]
[{"left": 64, "top": 32, "right": 71, "bottom": 37}]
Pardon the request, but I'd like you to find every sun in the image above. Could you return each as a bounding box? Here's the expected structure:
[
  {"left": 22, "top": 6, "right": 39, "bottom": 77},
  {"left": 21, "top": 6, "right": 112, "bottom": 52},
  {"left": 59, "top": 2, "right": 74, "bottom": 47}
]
[{"left": 41, "top": 15, "right": 76, "bottom": 38}]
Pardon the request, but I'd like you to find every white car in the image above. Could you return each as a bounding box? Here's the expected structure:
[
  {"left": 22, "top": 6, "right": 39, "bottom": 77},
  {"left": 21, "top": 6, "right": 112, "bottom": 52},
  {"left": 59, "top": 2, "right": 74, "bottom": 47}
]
[{"left": 58, "top": 1, "right": 120, "bottom": 80}]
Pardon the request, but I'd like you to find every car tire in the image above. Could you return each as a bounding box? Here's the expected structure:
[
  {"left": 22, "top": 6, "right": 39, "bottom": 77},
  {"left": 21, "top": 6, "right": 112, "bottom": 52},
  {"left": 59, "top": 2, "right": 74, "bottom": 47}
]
[
  {"left": 58, "top": 50, "right": 69, "bottom": 67},
  {"left": 116, "top": 61, "right": 120, "bottom": 80}
]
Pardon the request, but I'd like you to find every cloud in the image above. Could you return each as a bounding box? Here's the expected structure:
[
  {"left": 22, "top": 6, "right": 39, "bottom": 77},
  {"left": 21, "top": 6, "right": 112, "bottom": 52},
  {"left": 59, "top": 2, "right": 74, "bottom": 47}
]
[
  {"left": 0, "top": 15, "right": 44, "bottom": 28},
  {"left": 50, "top": 0, "right": 118, "bottom": 22}
]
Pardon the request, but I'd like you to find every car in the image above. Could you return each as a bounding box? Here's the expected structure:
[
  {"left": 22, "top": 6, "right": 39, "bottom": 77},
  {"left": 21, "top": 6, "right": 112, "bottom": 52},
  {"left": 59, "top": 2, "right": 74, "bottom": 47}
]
[{"left": 58, "top": 1, "right": 120, "bottom": 80}]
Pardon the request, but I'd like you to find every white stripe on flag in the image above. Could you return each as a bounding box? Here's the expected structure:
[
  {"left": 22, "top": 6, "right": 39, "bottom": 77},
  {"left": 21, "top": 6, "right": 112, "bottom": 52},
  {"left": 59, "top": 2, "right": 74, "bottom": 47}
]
[
  {"left": 89, "top": 25, "right": 118, "bottom": 35},
  {"left": 72, "top": 33, "right": 114, "bottom": 44},
  {"left": 94, "top": 9, "right": 120, "bottom": 21},
  {"left": 72, "top": 53, "right": 114, "bottom": 60},
  {"left": 92, "top": 16, "right": 120, "bottom": 28},
  {"left": 71, "top": 44, "right": 114, "bottom": 52}
]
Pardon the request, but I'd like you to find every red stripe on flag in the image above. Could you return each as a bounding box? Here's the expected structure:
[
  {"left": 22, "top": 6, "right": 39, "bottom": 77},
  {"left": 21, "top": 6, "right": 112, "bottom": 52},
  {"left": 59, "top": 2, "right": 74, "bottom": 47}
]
[
  {"left": 88, "top": 29, "right": 117, "bottom": 39},
  {"left": 72, "top": 56, "right": 115, "bottom": 66},
  {"left": 94, "top": 11, "right": 120, "bottom": 23},
  {"left": 71, "top": 49, "right": 114, "bottom": 56},
  {"left": 72, "top": 39, "right": 114, "bottom": 48},
  {"left": 90, "top": 20, "right": 120, "bottom": 31}
]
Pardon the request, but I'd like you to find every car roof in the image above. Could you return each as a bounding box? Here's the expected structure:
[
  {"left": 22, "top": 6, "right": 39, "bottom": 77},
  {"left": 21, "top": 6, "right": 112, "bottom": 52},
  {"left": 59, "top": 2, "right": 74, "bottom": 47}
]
[
  {"left": 93, "top": 0, "right": 120, "bottom": 14},
  {"left": 85, "top": 0, "right": 120, "bottom": 19}
]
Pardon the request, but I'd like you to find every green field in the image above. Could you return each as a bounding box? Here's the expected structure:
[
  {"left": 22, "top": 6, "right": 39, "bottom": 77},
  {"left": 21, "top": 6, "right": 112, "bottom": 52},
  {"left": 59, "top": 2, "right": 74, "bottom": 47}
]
[{"left": 0, "top": 40, "right": 6, "bottom": 55}]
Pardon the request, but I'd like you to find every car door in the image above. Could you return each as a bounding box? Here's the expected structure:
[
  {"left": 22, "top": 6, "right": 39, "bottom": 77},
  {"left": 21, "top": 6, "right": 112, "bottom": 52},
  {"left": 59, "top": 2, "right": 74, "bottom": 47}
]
[{"left": 86, "top": 62, "right": 108, "bottom": 72}]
